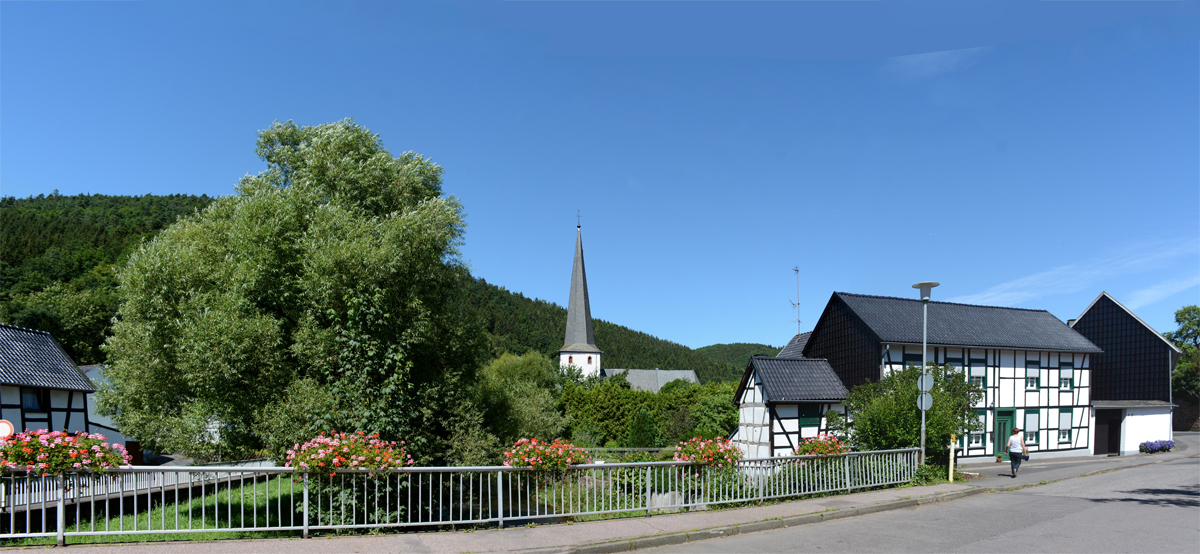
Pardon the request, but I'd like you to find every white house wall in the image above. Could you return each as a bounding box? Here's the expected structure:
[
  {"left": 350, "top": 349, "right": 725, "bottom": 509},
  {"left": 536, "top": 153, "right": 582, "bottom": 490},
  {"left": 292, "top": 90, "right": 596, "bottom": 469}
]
[
  {"left": 767, "top": 402, "right": 845, "bottom": 457},
  {"left": 0, "top": 386, "right": 90, "bottom": 434},
  {"left": 735, "top": 370, "right": 770, "bottom": 459},
  {"left": 882, "top": 345, "right": 1091, "bottom": 460},
  {"left": 1120, "top": 407, "right": 1172, "bottom": 456}
]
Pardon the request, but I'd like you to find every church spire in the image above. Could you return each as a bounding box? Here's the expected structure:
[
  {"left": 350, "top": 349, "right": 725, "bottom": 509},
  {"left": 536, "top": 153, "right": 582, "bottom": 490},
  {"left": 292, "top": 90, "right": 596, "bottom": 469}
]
[{"left": 560, "top": 223, "right": 601, "bottom": 375}]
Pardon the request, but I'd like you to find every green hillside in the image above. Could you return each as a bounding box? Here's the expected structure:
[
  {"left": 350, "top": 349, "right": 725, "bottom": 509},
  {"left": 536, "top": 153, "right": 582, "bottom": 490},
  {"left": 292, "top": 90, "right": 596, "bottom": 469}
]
[
  {"left": 0, "top": 193, "right": 741, "bottom": 381},
  {"left": 696, "top": 342, "right": 781, "bottom": 370}
]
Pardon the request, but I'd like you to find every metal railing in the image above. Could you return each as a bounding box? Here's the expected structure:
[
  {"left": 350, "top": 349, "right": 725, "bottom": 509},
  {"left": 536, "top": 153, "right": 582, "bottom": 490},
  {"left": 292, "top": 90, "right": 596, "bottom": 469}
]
[{"left": 0, "top": 448, "right": 917, "bottom": 545}]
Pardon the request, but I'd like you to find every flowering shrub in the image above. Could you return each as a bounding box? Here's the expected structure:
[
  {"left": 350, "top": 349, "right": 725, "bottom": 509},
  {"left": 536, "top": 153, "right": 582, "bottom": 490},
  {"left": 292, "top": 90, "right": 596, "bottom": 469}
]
[
  {"left": 793, "top": 434, "right": 849, "bottom": 457},
  {"left": 673, "top": 437, "right": 742, "bottom": 472},
  {"left": 286, "top": 431, "right": 414, "bottom": 475},
  {"left": 1139, "top": 440, "right": 1174, "bottom": 454},
  {"left": 503, "top": 438, "right": 591, "bottom": 475},
  {"left": 0, "top": 429, "right": 130, "bottom": 475}
]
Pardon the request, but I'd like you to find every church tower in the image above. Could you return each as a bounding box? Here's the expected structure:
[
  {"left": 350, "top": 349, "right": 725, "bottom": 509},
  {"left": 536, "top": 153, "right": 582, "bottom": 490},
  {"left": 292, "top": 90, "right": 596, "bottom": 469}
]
[{"left": 559, "top": 224, "right": 601, "bottom": 377}]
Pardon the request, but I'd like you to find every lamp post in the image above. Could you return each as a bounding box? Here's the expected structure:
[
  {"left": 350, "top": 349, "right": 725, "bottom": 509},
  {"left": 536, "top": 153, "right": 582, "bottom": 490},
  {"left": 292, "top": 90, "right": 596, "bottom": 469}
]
[{"left": 912, "top": 281, "right": 939, "bottom": 465}]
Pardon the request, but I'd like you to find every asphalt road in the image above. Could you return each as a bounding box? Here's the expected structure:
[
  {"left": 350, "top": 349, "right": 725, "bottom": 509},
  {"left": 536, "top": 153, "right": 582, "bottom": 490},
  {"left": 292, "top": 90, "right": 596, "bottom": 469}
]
[{"left": 645, "top": 455, "right": 1200, "bottom": 553}]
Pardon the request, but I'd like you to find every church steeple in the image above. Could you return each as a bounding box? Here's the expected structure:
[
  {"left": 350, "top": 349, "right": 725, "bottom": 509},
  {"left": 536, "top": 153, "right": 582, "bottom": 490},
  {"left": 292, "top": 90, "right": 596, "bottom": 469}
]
[{"left": 560, "top": 224, "right": 601, "bottom": 376}]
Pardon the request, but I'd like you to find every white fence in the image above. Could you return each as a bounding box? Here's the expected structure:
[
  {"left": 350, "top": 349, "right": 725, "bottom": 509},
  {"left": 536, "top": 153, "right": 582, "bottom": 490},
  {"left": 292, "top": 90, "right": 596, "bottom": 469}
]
[{"left": 0, "top": 448, "right": 917, "bottom": 545}]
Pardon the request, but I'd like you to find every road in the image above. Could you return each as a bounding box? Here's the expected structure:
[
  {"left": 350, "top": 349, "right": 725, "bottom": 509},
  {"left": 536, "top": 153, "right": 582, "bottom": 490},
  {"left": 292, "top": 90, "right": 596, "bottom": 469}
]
[{"left": 645, "top": 455, "right": 1200, "bottom": 553}]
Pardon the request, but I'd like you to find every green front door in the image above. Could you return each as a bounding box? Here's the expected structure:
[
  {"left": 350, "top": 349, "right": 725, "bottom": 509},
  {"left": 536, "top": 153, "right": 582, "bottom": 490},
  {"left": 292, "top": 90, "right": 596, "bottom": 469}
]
[{"left": 996, "top": 411, "right": 1014, "bottom": 461}]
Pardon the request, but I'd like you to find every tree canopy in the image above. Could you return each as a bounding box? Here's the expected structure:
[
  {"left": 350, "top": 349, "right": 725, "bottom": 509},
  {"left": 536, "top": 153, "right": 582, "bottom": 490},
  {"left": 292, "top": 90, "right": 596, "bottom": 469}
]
[
  {"left": 100, "top": 120, "right": 480, "bottom": 462},
  {"left": 1167, "top": 305, "right": 1200, "bottom": 404}
]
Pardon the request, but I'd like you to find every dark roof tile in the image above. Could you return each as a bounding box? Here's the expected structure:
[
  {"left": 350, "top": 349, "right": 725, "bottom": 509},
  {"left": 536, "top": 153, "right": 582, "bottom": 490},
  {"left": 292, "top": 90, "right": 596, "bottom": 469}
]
[
  {"left": 777, "top": 332, "right": 811, "bottom": 358},
  {"left": 751, "top": 356, "right": 848, "bottom": 402},
  {"left": 0, "top": 324, "right": 95, "bottom": 391}
]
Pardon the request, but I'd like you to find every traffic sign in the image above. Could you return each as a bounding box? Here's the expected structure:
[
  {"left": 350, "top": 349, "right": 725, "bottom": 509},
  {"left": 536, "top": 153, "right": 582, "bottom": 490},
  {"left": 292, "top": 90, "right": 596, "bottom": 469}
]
[
  {"left": 917, "top": 374, "right": 934, "bottom": 392},
  {"left": 0, "top": 420, "right": 13, "bottom": 440},
  {"left": 917, "top": 393, "right": 933, "bottom": 411}
]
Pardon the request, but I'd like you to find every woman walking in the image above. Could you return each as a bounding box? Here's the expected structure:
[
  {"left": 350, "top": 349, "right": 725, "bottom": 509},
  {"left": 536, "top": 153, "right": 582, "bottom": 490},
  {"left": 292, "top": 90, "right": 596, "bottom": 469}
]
[{"left": 1008, "top": 427, "right": 1026, "bottom": 478}]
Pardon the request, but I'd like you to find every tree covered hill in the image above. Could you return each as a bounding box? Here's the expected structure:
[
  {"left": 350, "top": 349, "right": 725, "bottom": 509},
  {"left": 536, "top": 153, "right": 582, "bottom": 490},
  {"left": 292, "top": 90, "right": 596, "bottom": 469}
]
[
  {"left": 695, "top": 342, "right": 781, "bottom": 370},
  {"left": 0, "top": 193, "right": 741, "bottom": 382}
]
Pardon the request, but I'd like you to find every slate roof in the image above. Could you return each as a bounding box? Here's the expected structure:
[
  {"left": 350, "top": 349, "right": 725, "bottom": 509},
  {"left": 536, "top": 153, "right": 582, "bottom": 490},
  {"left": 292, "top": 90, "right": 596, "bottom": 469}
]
[
  {"left": 602, "top": 368, "right": 698, "bottom": 393},
  {"left": 777, "top": 332, "right": 811, "bottom": 358},
  {"left": 1092, "top": 400, "right": 1176, "bottom": 409},
  {"left": 0, "top": 324, "right": 95, "bottom": 392},
  {"left": 831, "top": 292, "right": 1102, "bottom": 353},
  {"left": 748, "top": 356, "right": 848, "bottom": 402},
  {"left": 561, "top": 226, "right": 600, "bottom": 353}
]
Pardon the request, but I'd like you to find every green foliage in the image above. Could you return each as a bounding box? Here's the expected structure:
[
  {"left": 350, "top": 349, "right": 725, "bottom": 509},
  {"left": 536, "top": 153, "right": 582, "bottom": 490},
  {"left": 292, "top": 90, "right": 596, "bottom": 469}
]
[
  {"left": 1167, "top": 305, "right": 1200, "bottom": 404},
  {"left": 561, "top": 377, "right": 737, "bottom": 448},
  {"left": 476, "top": 352, "right": 570, "bottom": 448},
  {"left": 254, "top": 378, "right": 335, "bottom": 465},
  {"left": 101, "top": 119, "right": 481, "bottom": 463},
  {"left": 462, "top": 278, "right": 742, "bottom": 383},
  {"left": 911, "top": 463, "right": 948, "bottom": 486},
  {"left": 823, "top": 410, "right": 849, "bottom": 442},
  {"left": 845, "top": 364, "right": 984, "bottom": 466},
  {"left": 626, "top": 408, "right": 662, "bottom": 448},
  {"left": 694, "top": 343, "right": 780, "bottom": 370},
  {"left": 0, "top": 193, "right": 214, "bottom": 363}
]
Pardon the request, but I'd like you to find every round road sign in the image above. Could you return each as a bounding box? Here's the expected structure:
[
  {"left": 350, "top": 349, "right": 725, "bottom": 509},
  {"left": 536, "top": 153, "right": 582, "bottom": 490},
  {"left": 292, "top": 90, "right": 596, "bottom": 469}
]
[
  {"left": 917, "top": 374, "right": 934, "bottom": 392},
  {"left": 0, "top": 420, "right": 13, "bottom": 440},
  {"left": 917, "top": 393, "right": 933, "bottom": 411}
]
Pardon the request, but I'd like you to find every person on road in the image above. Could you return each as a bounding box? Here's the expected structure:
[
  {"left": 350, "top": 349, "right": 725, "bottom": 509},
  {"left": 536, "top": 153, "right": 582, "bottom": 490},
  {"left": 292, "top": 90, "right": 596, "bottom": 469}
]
[{"left": 1008, "top": 427, "right": 1025, "bottom": 477}]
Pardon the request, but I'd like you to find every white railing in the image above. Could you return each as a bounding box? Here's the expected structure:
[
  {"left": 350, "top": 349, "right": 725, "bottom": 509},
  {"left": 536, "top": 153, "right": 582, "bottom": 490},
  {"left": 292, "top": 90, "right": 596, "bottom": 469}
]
[{"left": 0, "top": 448, "right": 917, "bottom": 545}]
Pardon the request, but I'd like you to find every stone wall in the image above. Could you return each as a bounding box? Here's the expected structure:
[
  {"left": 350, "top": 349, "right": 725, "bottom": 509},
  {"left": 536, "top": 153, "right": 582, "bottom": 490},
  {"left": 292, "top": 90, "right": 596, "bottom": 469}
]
[{"left": 1173, "top": 400, "right": 1200, "bottom": 432}]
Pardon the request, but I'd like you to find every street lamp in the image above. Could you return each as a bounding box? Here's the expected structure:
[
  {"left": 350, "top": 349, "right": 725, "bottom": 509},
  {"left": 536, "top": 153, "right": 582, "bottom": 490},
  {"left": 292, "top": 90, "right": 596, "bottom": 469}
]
[{"left": 912, "top": 281, "right": 939, "bottom": 465}]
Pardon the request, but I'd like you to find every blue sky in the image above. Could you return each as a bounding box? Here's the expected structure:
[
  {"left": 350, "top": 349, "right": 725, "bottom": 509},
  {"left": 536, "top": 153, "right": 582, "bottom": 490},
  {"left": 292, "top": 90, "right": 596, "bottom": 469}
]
[{"left": 3, "top": 1, "right": 1198, "bottom": 349}]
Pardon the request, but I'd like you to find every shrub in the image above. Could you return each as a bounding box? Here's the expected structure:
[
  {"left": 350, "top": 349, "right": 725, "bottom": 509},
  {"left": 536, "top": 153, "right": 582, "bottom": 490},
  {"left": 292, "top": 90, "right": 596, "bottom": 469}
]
[
  {"left": 0, "top": 429, "right": 130, "bottom": 476},
  {"left": 285, "top": 431, "right": 414, "bottom": 473},
  {"left": 793, "top": 434, "right": 849, "bottom": 457},
  {"left": 1139, "top": 440, "right": 1175, "bottom": 454},
  {"left": 673, "top": 437, "right": 742, "bottom": 472},
  {"left": 503, "top": 438, "right": 591, "bottom": 479}
]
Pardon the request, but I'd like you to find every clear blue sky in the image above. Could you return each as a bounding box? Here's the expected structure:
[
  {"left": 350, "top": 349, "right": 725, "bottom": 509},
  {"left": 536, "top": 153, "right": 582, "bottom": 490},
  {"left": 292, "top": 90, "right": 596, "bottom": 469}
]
[{"left": 3, "top": 1, "right": 1198, "bottom": 349}]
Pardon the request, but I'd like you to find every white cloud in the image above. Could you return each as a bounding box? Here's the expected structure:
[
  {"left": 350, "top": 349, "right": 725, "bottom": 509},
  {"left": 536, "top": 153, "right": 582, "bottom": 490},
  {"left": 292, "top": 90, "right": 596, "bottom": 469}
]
[
  {"left": 1125, "top": 275, "right": 1200, "bottom": 310},
  {"left": 947, "top": 240, "right": 1199, "bottom": 307},
  {"left": 883, "top": 47, "right": 989, "bottom": 81}
]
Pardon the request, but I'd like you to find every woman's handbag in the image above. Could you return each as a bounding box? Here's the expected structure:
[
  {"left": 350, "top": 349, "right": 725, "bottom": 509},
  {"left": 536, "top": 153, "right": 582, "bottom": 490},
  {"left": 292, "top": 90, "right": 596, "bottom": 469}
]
[{"left": 1022, "top": 446, "right": 1029, "bottom": 461}]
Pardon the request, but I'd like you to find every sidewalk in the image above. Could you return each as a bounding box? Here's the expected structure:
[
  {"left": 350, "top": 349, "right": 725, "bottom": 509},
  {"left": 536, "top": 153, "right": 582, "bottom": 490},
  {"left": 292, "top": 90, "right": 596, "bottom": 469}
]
[{"left": 23, "top": 433, "right": 1198, "bottom": 554}]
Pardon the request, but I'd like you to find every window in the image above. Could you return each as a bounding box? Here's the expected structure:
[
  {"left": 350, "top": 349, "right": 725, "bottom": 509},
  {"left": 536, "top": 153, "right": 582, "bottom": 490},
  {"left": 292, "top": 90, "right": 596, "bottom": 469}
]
[
  {"left": 568, "top": 356, "right": 573, "bottom": 364},
  {"left": 969, "top": 359, "right": 987, "bottom": 388},
  {"left": 587, "top": 356, "right": 592, "bottom": 365},
  {"left": 1059, "top": 361, "right": 1074, "bottom": 390},
  {"left": 970, "top": 409, "right": 986, "bottom": 446},
  {"left": 1025, "top": 361, "right": 1040, "bottom": 389},
  {"left": 1058, "top": 409, "right": 1072, "bottom": 443},
  {"left": 1024, "top": 411, "right": 1039, "bottom": 444},
  {"left": 903, "top": 353, "right": 923, "bottom": 369},
  {"left": 20, "top": 388, "right": 44, "bottom": 411},
  {"left": 797, "top": 404, "right": 822, "bottom": 427},
  {"left": 946, "top": 357, "right": 963, "bottom": 379}
]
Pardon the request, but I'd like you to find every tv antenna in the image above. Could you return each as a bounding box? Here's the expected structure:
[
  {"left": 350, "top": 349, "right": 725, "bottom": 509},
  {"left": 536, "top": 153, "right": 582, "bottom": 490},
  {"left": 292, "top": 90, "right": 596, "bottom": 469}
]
[{"left": 789, "top": 266, "right": 801, "bottom": 335}]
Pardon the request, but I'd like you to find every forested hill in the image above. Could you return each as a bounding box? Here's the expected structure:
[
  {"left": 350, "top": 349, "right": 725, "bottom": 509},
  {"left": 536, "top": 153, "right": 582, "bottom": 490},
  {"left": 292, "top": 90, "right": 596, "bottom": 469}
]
[
  {"left": 0, "top": 193, "right": 742, "bottom": 382},
  {"left": 463, "top": 278, "right": 743, "bottom": 383},
  {"left": 695, "top": 343, "right": 781, "bottom": 370}
]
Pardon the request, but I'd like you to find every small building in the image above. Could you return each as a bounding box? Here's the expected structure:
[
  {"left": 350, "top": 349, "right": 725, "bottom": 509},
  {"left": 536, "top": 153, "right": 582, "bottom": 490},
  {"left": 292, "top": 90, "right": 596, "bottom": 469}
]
[
  {"left": 601, "top": 368, "right": 699, "bottom": 393},
  {"left": 1070, "top": 292, "right": 1181, "bottom": 455},
  {"left": 802, "top": 292, "right": 1102, "bottom": 461},
  {"left": 732, "top": 356, "right": 848, "bottom": 458},
  {"left": 0, "top": 324, "right": 95, "bottom": 434},
  {"left": 558, "top": 224, "right": 602, "bottom": 377}
]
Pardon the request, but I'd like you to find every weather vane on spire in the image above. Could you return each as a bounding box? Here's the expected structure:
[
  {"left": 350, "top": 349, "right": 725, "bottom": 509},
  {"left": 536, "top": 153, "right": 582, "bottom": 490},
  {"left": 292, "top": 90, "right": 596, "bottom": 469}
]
[{"left": 577, "top": 209, "right": 581, "bottom": 228}]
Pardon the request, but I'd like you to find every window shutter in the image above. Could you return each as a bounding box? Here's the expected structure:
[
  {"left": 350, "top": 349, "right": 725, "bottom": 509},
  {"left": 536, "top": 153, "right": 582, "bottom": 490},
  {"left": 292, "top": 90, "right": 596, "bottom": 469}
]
[
  {"left": 1025, "top": 411, "right": 1039, "bottom": 431},
  {"left": 1059, "top": 410, "right": 1072, "bottom": 429},
  {"left": 971, "top": 366, "right": 986, "bottom": 377},
  {"left": 1026, "top": 367, "right": 1039, "bottom": 379}
]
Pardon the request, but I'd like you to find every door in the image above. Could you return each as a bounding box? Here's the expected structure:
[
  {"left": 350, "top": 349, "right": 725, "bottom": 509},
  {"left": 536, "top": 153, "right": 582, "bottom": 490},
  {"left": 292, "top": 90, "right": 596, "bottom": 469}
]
[
  {"left": 995, "top": 410, "right": 1014, "bottom": 460},
  {"left": 1095, "top": 409, "right": 1122, "bottom": 455}
]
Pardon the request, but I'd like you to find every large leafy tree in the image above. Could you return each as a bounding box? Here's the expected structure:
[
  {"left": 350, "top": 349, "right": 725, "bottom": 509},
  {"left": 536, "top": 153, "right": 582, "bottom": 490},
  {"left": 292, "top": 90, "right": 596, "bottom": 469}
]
[
  {"left": 101, "top": 120, "right": 481, "bottom": 462},
  {"left": 1166, "top": 305, "right": 1200, "bottom": 404}
]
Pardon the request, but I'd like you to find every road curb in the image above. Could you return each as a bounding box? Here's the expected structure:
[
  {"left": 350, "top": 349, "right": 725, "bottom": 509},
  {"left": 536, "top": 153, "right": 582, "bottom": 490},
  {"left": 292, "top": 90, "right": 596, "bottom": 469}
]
[{"left": 518, "top": 489, "right": 979, "bottom": 553}]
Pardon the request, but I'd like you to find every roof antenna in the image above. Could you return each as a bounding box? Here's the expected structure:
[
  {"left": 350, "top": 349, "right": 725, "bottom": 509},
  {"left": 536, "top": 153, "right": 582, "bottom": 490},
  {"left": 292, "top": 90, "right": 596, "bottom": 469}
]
[{"left": 789, "top": 266, "right": 801, "bottom": 335}]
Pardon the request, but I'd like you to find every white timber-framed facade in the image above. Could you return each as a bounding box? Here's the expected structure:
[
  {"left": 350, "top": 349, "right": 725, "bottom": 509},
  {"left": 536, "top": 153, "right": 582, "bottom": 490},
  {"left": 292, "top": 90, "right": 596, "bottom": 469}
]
[{"left": 733, "top": 356, "right": 848, "bottom": 459}]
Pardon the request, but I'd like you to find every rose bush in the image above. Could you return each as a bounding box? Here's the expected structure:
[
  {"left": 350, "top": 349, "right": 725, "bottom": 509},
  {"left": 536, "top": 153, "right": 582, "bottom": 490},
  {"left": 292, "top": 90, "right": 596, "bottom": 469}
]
[
  {"left": 0, "top": 429, "right": 130, "bottom": 476},
  {"left": 793, "top": 434, "right": 849, "bottom": 457},
  {"left": 286, "top": 431, "right": 414, "bottom": 475},
  {"left": 503, "top": 438, "right": 591, "bottom": 477}
]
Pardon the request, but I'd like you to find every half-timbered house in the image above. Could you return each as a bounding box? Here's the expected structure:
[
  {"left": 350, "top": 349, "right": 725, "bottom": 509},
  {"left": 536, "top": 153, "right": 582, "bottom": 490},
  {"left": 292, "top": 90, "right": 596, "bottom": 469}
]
[
  {"left": 1070, "top": 292, "right": 1181, "bottom": 455},
  {"left": 733, "top": 356, "right": 848, "bottom": 458},
  {"left": 802, "top": 292, "right": 1102, "bottom": 461},
  {"left": 0, "top": 324, "right": 95, "bottom": 434}
]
